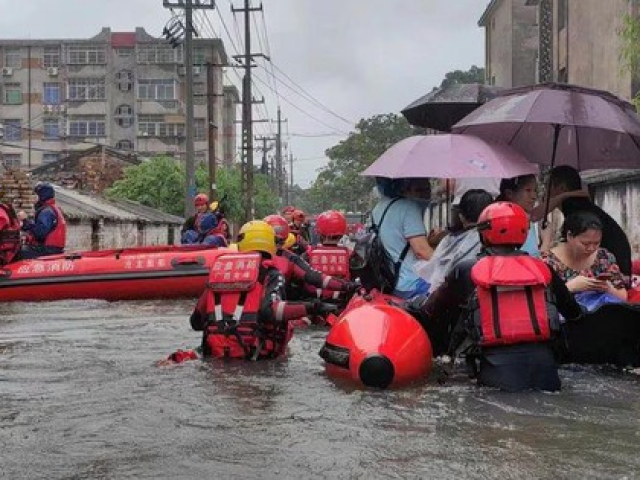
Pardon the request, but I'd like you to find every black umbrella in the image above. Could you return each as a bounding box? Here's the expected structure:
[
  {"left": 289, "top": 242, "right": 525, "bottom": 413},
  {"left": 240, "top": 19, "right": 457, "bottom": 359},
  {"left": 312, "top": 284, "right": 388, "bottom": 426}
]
[{"left": 401, "top": 83, "right": 504, "bottom": 132}]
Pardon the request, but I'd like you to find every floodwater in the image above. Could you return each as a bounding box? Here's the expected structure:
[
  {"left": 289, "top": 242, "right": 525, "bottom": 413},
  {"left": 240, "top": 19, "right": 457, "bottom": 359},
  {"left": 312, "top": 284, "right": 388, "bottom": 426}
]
[{"left": 1, "top": 299, "right": 640, "bottom": 480}]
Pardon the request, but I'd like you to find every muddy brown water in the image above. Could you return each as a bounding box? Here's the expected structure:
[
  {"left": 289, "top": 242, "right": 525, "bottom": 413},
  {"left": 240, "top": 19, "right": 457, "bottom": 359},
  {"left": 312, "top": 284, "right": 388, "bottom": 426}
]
[{"left": 1, "top": 299, "right": 640, "bottom": 479}]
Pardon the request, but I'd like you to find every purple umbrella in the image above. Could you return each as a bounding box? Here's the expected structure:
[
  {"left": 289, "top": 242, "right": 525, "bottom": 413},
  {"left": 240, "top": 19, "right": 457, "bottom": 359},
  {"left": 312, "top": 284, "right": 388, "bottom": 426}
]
[
  {"left": 362, "top": 134, "right": 538, "bottom": 179},
  {"left": 452, "top": 82, "right": 640, "bottom": 171}
]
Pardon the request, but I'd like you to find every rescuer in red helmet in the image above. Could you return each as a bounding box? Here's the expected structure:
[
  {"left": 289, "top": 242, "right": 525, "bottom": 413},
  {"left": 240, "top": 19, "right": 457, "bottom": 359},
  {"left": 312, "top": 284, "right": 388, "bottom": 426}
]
[{"left": 407, "top": 201, "right": 584, "bottom": 392}]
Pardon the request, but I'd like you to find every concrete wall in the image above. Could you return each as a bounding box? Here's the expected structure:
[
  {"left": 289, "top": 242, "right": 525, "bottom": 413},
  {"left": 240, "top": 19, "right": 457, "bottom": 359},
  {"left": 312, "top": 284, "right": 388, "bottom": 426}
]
[
  {"left": 486, "top": 0, "right": 514, "bottom": 87},
  {"left": 592, "top": 181, "right": 640, "bottom": 258},
  {"left": 512, "top": 0, "right": 539, "bottom": 86},
  {"left": 65, "top": 220, "right": 94, "bottom": 251}
]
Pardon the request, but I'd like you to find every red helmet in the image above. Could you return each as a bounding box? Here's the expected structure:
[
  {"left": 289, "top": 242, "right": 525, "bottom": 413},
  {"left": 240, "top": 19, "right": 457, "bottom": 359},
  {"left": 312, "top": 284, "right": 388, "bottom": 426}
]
[
  {"left": 477, "top": 202, "right": 529, "bottom": 247},
  {"left": 282, "top": 206, "right": 296, "bottom": 215},
  {"left": 316, "top": 210, "right": 347, "bottom": 237},
  {"left": 263, "top": 214, "right": 290, "bottom": 241},
  {"left": 194, "top": 193, "right": 209, "bottom": 207},
  {"left": 292, "top": 209, "right": 306, "bottom": 222}
]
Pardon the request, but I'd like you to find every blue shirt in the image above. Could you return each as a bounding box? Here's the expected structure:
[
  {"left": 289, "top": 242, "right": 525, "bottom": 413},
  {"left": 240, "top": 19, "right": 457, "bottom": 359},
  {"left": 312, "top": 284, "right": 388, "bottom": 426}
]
[
  {"left": 521, "top": 220, "right": 540, "bottom": 257},
  {"left": 371, "top": 196, "right": 427, "bottom": 294},
  {"left": 22, "top": 206, "right": 57, "bottom": 242}
]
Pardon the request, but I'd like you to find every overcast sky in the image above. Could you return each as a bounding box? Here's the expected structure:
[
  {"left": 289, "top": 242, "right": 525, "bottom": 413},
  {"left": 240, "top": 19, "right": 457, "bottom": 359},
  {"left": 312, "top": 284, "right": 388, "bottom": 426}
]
[{"left": 0, "top": 0, "right": 488, "bottom": 187}]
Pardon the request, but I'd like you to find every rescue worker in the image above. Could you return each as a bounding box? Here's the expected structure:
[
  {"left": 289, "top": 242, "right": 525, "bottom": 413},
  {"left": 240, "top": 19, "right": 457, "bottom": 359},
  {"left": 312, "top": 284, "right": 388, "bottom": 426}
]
[
  {"left": 408, "top": 202, "right": 584, "bottom": 392},
  {"left": 264, "top": 214, "right": 358, "bottom": 300},
  {"left": 300, "top": 210, "right": 352, "bottom": 301},
  {"left": 0, "top": 198, "right": 21, "bottom": 265},
  {"left": 209, "top": 198, "right": 231, "bottom": 243},
  {"left": 186, "top": 220, "right": 338, "bottom": 360},
  {"left": 16, "top": 182, "right": 66, "bottom": 259},
  {"left": 289, "top": 209, "right": 310, "bottom": 254},
  {"left": 181, "top": 193, "right": 209, "bottom": 244}
]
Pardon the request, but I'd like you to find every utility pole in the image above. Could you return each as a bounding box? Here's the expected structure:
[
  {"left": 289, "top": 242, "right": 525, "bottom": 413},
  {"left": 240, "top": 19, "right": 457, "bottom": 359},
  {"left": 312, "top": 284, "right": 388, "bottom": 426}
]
[
  {"left": 163, "top": 0, "right": 215, "bottom": 216},
  {"left": 273, "top": 106, "right": 288, "bottom": 206},
  {"left": 255, "top": 136, "right": 275, "bottom": 177},
  {"left": 289, "top": 152, "right": 294, "bottom": 192},
  {"left": 206, "top": 60, "right": 218, "bottom": 201},
  {"left": 231, "top": 0, "right": 267, "bottom": 223}
]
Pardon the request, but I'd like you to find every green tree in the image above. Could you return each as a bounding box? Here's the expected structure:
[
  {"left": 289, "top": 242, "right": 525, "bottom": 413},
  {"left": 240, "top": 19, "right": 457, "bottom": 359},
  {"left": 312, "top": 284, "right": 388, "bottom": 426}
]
[
  {"left": 438, "top": 65, "right": 486, "bottom": 89},
  {"left": 619, "top": 13, "right": 640, "bottom": 110},
  {"left": 311, "top": 113, "right": 419, "bottom": 213},
  {"left": 107, "top": 156, "right": 278, "bottom": 219}
]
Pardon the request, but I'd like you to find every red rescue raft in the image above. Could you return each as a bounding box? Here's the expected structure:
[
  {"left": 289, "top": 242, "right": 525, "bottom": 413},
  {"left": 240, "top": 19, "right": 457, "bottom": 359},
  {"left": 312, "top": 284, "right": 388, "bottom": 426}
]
[
  {"left": 320, "top": 291, "right": 433, "bottom": 389},
  {"left": 0, "top": 245, "right": 229, "bottom": 302}
]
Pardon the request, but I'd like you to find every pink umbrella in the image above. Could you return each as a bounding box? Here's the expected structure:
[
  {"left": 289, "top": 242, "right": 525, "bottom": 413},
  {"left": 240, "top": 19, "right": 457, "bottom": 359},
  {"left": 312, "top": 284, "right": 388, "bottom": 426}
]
[
  {"left": 452, "top": 82, "right": 640, "bottom": 171},
  {"left": 361, "top": 134, "right": 538, "bottom": 179}
]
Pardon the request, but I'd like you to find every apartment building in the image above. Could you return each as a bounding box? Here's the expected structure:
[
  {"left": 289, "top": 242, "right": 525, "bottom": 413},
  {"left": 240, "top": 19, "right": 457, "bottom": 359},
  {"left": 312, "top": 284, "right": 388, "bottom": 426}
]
[{"left": 0, "top": 27, "right": 237, "bottom": 170}]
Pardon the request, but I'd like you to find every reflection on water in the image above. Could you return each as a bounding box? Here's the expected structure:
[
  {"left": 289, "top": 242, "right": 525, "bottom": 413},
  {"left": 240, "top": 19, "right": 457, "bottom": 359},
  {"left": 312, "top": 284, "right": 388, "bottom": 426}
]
[{"left": 1, "top": 300, "right": 640, "bottom": 479}]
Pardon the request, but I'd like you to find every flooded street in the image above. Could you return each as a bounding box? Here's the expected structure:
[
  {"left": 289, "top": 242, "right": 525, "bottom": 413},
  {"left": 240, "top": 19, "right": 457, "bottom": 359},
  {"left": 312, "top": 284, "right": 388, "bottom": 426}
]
[{"left": 2, "top": 299, "right": 640, "bottom": 479}]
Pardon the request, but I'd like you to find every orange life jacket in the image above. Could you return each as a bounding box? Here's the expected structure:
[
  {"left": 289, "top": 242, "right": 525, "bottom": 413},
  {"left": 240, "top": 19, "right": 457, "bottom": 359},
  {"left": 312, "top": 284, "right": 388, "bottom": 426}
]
[
  {"left": 26, "top": 200, "right": 66, "bottom": 249},
  {"left": 469, "top": 255, "right": 556, "bottom": 347},
  {"left": 0, "top": 203, "right": 21, "bottom": 264},
  {"left": 306, "top": 245, "right": 351, "bottom": 299}
]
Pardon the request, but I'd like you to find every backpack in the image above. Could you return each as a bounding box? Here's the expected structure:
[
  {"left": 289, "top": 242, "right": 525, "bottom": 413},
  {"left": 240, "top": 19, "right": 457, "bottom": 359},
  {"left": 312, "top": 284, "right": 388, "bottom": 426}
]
[{"left": 349, "top": 198, "right": 410, "bottom": 293}]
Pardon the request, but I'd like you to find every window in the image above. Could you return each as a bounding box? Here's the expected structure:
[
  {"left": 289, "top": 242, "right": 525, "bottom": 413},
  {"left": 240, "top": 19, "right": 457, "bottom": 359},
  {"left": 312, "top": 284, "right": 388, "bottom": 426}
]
[
  {"left": 138, "top": 115, "right": 184, "bottom": 137},
  {"left": 43, "top": 47, "right": 60, "bottom": 68},
  {"left": 116, "top": 48, "right": 133, "bottom": 57},
  {"left": 68, "top": 78, "right": 105, "bottom": 100},
  {"left": 4, "top": 48, "right": 22, "bottom": 68},
  {"left": 43, "top": 153, "right": 59, "bottom": 164},
  {"left": 67, "top": 45, "right": 106, "bottom": 65},
  {"left": 137, "top": 44, "right": 181, "bottom": 64},
  {"left": 3, "top": 119, "right": 22, "bottom": 141},
  {"left": 116, "top": 70, "right": 133, "bottom": 92},
  {"left": 194, "top": 118, "right": 206, "bottom": 141},
  {"left": 68, "top": 116, "right": 106, "bottom": 137},
  {"left": 138, "top": 79, "right": 176, "bottom": 100},
  {"left": 3, "top": 83, "right": 22, "bottom": 104},
  {"left": 1, "top": 154, "right": 21, "bottom": 169},
  {"left": 558, "top": 0, "right": 568, "bottom": 31},
  {"left": 194, "top": 82, "right": 206, "bottom": 104},
  {"left": 43, "top": 82, "right": 60, "bottom": 104},
  {"left": 116, "top": 139, "right": 133, "bottom": 151},
  {"left": 193, "top": 47, "right": 206, "bottom": 66},
  {"left": 115, "top": 104, "right": 134, "bottom": 128},
  {"left": 43, "top": 118, "right": 60, "bottom": 140}
]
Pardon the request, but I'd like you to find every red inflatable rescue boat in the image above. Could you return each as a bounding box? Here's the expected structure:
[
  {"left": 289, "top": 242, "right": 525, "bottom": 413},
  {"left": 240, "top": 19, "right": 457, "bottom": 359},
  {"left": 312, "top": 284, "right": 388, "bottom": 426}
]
[
  {"left": 0, "top": 245, "right": 229, "bottom": 302},
  {"left": 319, "top": 291, "right": 433, "bottom": 388}
]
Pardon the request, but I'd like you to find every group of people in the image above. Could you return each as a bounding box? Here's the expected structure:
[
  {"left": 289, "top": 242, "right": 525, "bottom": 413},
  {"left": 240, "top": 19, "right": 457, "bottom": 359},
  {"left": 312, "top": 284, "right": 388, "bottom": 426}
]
[
  {"left": 164, "top": 207, "right": 360, "bottom": 364},
  {"left": 0, "top": 182, "right": 67, "bottom": 265},
  {"left": 180, "top": 193, "right": 231, "bottom": 247},
  {"left": 370, "top": 165, "right": 635, "bottom": 391}
]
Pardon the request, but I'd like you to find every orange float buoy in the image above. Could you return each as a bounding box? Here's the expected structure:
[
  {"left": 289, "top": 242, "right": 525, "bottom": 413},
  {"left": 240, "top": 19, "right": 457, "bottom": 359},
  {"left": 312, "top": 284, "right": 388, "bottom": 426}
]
[{"left": 319, "top": 302, "right": 433, "bottom": 389}]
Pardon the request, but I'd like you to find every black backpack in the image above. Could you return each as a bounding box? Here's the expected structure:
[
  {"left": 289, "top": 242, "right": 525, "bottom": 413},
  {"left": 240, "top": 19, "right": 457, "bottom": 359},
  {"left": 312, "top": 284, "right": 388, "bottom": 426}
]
[{"left": 349, "top": 198, "right": 410, "bottom": 293}]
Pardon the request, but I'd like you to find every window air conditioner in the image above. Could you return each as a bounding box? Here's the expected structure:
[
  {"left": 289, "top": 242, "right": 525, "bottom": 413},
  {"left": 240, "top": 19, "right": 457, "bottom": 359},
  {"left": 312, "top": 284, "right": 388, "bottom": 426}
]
[
  {"left": 1, "top": 67, "right": 13, "bottom": 76},
  {"left": 193, "top": 66, "right": 202, "bottom": 75},
  {"left": 47, "top": 67, "right": 59, "bottom": 76}
]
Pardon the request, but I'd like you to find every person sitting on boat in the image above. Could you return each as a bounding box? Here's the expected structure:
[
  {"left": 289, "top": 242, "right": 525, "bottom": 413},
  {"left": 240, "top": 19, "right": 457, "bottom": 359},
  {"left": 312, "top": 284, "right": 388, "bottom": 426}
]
[
  {"left": 197, "top": 212, "right": 228, "bottom": 248},
  {"left": 181, "top": 193, "right": 209, "bottom": 244},
  {"left": 16, "top": 182, "right": 66, "bottom": 259},
  {"left": 408, "top": 202, "right": 584, "bottom": 392},
  {"left": 0, "top": 199, "right": 22, "bottom": 265},
  {"left": 542, "top": 211, "right": 628, "bottom": 309},
  {"left": 209, "top": 197, "right": 232, "bottom": 243},
  {"left": 416, "top": 189, "right": 493, "bottom": 293},
  {"left": 300, "top": 210, "right": 352, "bottom": 302},
  {"left": 264, "top": 214, "right": 359, "bottom": 301},
  {"left": 289, "top": 209, "right": 311, "bottom": 255},
  {"left": 185, "top": 220, "right": 338, "bottom": 360},
  {"left": 545, "top": 165, "right": 631, "bottom": 282}
]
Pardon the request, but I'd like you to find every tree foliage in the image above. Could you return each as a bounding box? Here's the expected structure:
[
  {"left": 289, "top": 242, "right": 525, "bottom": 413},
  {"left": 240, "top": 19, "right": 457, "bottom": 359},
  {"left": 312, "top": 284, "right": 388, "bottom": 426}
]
[
  {"left": 302, "top": 114, "right": 419, "bottom": 213},
  {"left": 619, "top": 13, "right": 640, "bottom": 110},
  {"left": 107, "top": 156, "right": 278, "bottom": 219},
  {"left": 438, "top": 65, "right": 486, "bottom": 89}
]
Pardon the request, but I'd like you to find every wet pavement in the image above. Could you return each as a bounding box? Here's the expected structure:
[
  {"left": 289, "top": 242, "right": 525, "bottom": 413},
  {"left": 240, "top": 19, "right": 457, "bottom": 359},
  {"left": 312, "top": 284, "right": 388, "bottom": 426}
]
[{"left": 2, "top": 299, "right": 640, "bottom": 479}]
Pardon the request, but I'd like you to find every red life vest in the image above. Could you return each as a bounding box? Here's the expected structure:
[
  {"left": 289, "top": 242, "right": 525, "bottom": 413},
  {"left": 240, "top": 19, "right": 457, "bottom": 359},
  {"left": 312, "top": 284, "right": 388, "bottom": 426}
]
[
  {"left": 0, "top": 203, "right": 21, "bottom": 264},
  {"left": 470, "top": 255, "right": 554, "bottom": 347},
  {"left": 26, "top": 200, "right": 67, "bottom": 248},
  {"left": 306, "top": 245, "right": 351, "bottom": 299},
  {"left": 202, "top": 252, "right": 290, "bottom": 359}
]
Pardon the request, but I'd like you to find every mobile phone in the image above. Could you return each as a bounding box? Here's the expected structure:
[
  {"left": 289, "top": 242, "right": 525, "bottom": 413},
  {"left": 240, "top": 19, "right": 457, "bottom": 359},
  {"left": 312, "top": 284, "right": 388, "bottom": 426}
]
[{"left": 596, "top": 273, "right": 613, "bottom": 281}]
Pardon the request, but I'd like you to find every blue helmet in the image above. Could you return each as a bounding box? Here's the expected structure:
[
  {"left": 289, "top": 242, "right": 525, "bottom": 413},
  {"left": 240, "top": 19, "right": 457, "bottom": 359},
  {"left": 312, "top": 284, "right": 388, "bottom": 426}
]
[{"left": 34, "top": 182, "right": 55, "bottom": 202}]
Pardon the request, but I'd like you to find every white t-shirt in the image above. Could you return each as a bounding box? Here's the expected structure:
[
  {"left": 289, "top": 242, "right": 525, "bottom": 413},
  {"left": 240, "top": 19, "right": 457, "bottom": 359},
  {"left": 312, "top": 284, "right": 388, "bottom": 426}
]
[{"left": 452, "top": 177, "right": 501, "bottom": 205}]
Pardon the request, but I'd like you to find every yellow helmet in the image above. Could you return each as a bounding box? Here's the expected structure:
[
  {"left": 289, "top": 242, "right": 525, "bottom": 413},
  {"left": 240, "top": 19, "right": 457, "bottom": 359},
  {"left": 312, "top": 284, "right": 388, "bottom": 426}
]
[
  {"left": 237, "top": 220, "right": 276, "bottom": 257},
  {"left": 210, "top": 201, "right": 219, "bottom": 212},
  {"left": 283, "top": 232, "right": 296, "bottom": 250}
]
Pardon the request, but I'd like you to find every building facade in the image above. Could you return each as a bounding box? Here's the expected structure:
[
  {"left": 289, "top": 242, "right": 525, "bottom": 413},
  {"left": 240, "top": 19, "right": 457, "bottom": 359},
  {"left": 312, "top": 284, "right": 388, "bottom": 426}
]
[
  {"left": 479, "top": 0, "right": 539, "bottom": 88},
  {"left": 0, "top": 27, "right": 238, "bottom": 170}
]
